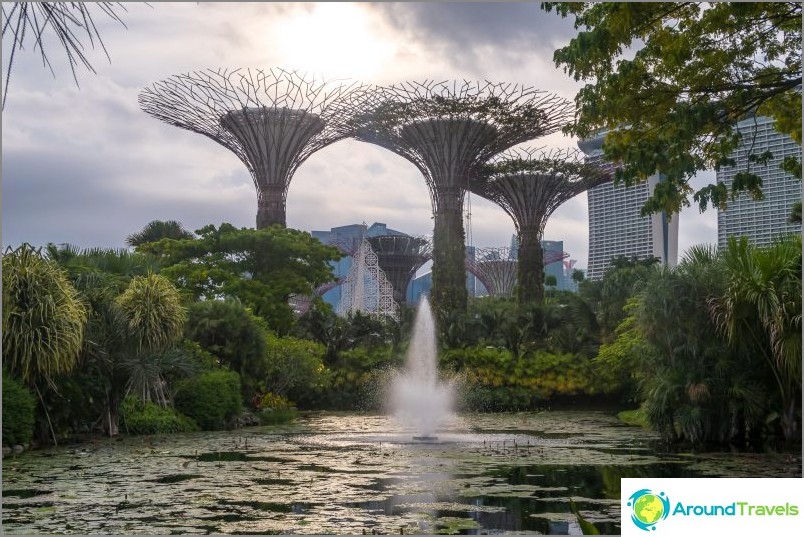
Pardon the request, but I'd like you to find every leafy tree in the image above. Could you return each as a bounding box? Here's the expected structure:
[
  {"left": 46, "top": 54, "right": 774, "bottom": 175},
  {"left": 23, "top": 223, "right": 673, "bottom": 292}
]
[
  {"left": 543, "top": 2, "right": 802, "bottom": 215},
  {"left": 293, "top": 300, "right": 395, "bottom": 364},
  {"left": 185, "top": 299, "right": 269, "bottom": 399},
  {"left": 45, "top": 243, "right": 162, "bottom": 284},
  {"left": 127, "top": 220, "right": 195, "bottom": 248},
  {"left": 631, "top": 246, "right": 773, "bottom": 445},
  {"left": 140, "top": 223, "right": 341, "bottom": 333},
  {"left": 578, "top": 255, "right": 658, "bottom": 340}
]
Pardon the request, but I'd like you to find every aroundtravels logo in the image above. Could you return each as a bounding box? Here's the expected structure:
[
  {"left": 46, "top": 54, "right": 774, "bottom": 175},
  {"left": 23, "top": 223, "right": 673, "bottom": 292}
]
[
  {"left": 627, "top": 489, "right": 670, "bottom": 531},
  {"left": 622, "top": 478, "right": 802, "bottom": 535}
]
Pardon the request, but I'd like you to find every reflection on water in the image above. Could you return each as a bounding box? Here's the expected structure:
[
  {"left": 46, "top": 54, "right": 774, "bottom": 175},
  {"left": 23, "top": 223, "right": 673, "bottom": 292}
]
[{"left": 2, "top": 411, "right": 800, "bottom": 535}]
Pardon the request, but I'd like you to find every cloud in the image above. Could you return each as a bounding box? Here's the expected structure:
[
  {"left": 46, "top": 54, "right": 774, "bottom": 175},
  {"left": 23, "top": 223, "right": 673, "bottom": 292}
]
[
  {"left": 372, "top": 3, "right": 577, "bottom": 61},
  {"left": 1, "top": 2, "right": 718, "bottom": 269}
]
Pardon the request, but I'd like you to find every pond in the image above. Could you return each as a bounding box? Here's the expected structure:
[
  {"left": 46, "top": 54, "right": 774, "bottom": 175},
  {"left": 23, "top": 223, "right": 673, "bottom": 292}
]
[{"left": 2, "top": 411, "right": 800, "bottom": 535}]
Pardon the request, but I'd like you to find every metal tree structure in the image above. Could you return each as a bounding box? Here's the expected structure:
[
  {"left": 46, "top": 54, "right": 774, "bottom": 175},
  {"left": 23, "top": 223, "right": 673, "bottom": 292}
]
[
  {"left": 466, "top": 246, "right": 570, "bottom": 297},
  {"left": 470, "top": 147, "right": 610, "bottom": 304},
  {"left": 139, "top": 68, "right": 367, "bottom": 228},
  {"left": 366, "top": 234, "right": 431, "bottom": 306},
  {"left": 337, "top": 239, "right": 400, "bottom": 320},
  {"left": 347, "top": 80, "right": 572, "bottom": 317}
]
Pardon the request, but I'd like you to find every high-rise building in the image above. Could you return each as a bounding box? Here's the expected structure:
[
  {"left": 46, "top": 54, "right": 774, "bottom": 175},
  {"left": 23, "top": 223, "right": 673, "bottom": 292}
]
[
  {"left": 717, "top": 116, "right": 801, "bottom": 247},
  {"left": 579, "top": 132, "right": 679, "bottom": 280}
]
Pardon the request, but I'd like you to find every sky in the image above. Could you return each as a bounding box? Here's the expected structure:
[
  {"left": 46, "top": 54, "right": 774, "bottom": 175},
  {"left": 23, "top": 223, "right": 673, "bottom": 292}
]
[{"left": 1, "top": 2, "right": 718, "bottom": 269}]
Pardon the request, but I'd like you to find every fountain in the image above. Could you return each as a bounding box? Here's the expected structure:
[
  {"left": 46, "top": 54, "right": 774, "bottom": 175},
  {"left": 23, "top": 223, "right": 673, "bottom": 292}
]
[{"left": 390, "top": 297, "right": 455, "bottom": 440}]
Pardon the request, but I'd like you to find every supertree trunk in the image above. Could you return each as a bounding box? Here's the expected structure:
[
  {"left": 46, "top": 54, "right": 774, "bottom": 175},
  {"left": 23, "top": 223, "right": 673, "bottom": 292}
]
[
  {"left": 256, "top": 185, "right": 287, "bottom": 229},
  {"left": 432, "top": 196, "right": 468, "bottom": 314},
  {"left": 517, "top": 226, "right": 544, "bottom": 304}
]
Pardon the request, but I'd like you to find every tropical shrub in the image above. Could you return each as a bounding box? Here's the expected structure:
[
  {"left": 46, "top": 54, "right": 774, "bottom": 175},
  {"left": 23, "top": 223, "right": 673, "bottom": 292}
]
[
  {"left": 261, "top": 333, "right": 328, "bottom": 406},
  {"left": 115, "top": 273, "right": 187, "bottom": 354},
  {"left": 173, "top": 370, "right": 242, "bottom": 430},
  {"left": 2, "top": 370, "right": 36, "bottom": 446},
  {"left": 185, "top": 299, "right": 269, "bottom": 399},
  {"left": 2, "top": 244, "right": 87, "bottom": 386},
  {"left": 254, "top": 392, "right": 298, "bottom": 424},
  {"left": 120, "top": 396, "right": 198, "bottom": 435},
  {"left": 442, "top": 346, "right": 600, "bottom": 411},
  {"left": 317, "top": 347, "right": 399, "bottom": 411}
]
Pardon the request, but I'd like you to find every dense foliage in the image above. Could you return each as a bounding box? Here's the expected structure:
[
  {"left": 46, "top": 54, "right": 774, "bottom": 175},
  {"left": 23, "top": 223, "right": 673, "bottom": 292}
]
[
  {"left": 543, "top": 2, "right": 802, "bottom": 215},
  {"left": 120, "top": 396, "right": 199, "bottom": 435},
  {"left": 443, "top": 347, "right": 602, "bottom": 411},
  {"left": 4, "top": 218, "right": 798, "bottom": 451},
  {"left": 2, "top": 244, "right": 87, "bottom": 386},
  {"left": 139, "top": 223, "right": 341, "bottom": 334},
  {"left": 2, "top": 369, "right": 37, "bottom": 446},
  {"left": 174, "top": 370, "right": 243, "bottom": 431}
]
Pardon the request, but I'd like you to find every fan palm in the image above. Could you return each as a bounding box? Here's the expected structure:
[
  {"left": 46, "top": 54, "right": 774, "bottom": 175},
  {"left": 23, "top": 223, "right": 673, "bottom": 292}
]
[{"left": 711, "top": 236, "right": 802, "bottom": 440}]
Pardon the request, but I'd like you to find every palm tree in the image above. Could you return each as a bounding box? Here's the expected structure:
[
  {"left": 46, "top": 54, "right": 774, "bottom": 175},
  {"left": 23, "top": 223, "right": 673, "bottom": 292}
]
[
  {"left": 2, "top": 244, "right": 87, "bottom": 444},
  {"left": 126, "top": 220, "right": 195, "bottom": 248},
  {"left": 637, "top": 246, "right": 769, "bottom": 445},
  {"left": 711, "top": 236, "right": 802, "bottom": 440},
  {"left": 2, "top": 2, "right": 131, "bottom": 108}
]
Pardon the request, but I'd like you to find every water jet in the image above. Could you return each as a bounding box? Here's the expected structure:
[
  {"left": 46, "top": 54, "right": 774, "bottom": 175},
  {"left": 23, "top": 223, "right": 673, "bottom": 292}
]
[{"left": 390, "top": 297, "right": 454, "bottom": 440}]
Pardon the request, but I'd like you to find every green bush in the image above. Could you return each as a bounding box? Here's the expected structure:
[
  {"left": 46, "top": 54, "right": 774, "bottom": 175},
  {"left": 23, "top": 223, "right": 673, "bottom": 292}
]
[
  {"left": 120, "top": 396, "right": 198, "bottom": 435},
  {"left": 442, "top": 346, "right": 599, "bottom": 411},
  {"left": 315, "top": 347, "right": 398, "bottom": 411},
  {"left": 261, "top": 333, "right": 328, "bottom": 406},
  {"left": 174, "top": 370, "right": 242, "bottom": 430},
  {"left": 2, "top": 370, "right": 36, "bottom": 446},
  {"left": 255, "top": 392, "right": 298, "bottom": 424}
]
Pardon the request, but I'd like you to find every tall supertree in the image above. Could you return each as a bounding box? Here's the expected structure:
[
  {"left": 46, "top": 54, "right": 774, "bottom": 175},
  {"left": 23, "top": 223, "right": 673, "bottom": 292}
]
[
  {"left": 470, "top": 148, "right": 610, "bottom": 304},
  {"left": 347, "top": 81, "right": 572, "bottom": 317},
  {"left": 466, "top": 246, "right": 569, "bottom": 298},
  {"left": 366, "top": 235, "right": 431, "bottom": 306},
  {"left": 139, "top": 68, "right": 367, "bottom": 228}
]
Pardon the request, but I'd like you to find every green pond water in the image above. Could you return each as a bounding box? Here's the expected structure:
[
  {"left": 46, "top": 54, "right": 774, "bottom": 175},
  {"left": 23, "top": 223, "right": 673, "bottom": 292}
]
[{"left": 2, "top": 411, "right": 800, "bottom": 535}]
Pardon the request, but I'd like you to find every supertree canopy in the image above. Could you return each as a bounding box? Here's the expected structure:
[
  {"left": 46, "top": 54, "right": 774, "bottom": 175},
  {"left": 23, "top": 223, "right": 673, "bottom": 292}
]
[
  {"left": 366, "top": 234, "right": 431, "bottom": 306},
  {"left": 470, "top": 147, "right": 610, "bottom": 304},
  {"left": 347, "top": 80, "right": 572, "bottom": 317},
  {"left": 139, "top": 68, "right": 367, "bottom": 228},
  {"left": 466, "top": 246, "right": 569, "bottom": 298}
]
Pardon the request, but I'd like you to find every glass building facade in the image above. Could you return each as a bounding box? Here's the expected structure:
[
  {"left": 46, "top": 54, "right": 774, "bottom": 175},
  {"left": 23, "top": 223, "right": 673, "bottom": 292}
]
[{"left": 716, "top": 116, "right": 802, "bottom": 247}]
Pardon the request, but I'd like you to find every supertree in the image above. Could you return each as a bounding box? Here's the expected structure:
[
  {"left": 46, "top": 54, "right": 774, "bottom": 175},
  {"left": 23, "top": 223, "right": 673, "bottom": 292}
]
[
  {"left": 366, "top": 234, "right": 431, "bottom": 306},
  {"left": 139, "top": 68, "right": 368, "bottom": 228},
  {"left": 470, "top": 147, "right": 610, "bottom": 304},
  {"left": 465, "top": 246, "right": 569, "bottom": 297},
  {"left": 347, "top": 80, "right": 572, "bottom": 316}
]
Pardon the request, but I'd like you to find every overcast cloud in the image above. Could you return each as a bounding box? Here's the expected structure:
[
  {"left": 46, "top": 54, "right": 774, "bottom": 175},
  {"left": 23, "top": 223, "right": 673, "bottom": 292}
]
[{"left": 1, "top": 2, "right": 717, "bottom": 268}]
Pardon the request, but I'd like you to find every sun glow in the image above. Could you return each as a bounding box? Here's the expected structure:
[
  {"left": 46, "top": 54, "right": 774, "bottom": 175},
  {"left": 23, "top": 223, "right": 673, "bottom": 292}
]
[{"left": 273, "top": 3, "right": 395, "bottom": 80}]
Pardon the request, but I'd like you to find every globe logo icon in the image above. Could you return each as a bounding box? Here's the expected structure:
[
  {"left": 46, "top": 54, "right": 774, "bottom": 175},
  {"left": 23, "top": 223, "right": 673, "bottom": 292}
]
[{"left": 627, "top": 489, "right": 670, "bottom": 531}]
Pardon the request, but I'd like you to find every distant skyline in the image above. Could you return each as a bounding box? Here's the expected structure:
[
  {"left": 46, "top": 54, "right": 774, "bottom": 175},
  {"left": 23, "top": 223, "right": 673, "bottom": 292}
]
[{"left": 1, "top": 2, "right": 718, "bottom": 269}]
